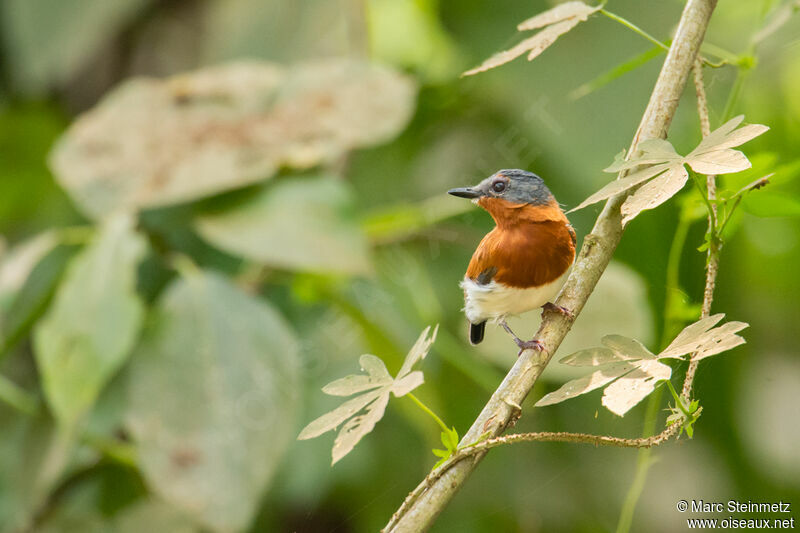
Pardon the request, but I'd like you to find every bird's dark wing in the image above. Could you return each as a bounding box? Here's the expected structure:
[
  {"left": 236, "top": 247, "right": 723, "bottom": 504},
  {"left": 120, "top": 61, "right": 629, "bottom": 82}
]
[
  {"left": 567, "top": 223, "right": 577, "bottom": 248},
  {"left": 476, "top": 266, "right": 497, "bottom": 285}
]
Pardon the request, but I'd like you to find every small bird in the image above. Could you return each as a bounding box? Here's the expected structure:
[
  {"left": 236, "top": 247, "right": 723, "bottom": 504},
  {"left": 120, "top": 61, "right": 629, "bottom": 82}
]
[{"left": 448, "top": 169, "right": 576, "bottom": 353}]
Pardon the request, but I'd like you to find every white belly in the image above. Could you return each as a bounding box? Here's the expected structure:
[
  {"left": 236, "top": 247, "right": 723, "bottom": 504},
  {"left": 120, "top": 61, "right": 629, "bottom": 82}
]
[{"left": 460, "top": 272, "right": 569, "bottom": 324}]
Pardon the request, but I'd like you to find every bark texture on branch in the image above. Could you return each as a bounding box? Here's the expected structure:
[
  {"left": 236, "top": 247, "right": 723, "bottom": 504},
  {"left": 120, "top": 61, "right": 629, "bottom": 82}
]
[{"left": 384, "top": 1, "right": 718, "bottom": 530}]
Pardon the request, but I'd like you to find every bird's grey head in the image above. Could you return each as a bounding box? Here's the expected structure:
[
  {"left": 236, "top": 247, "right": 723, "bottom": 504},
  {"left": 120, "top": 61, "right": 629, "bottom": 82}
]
[{"left": 447, "top": 169, "right": 554, "bottom": 206}]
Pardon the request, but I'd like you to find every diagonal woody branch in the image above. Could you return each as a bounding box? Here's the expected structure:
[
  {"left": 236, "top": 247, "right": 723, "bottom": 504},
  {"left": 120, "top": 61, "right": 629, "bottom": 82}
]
[{"left": 384, "top": 0, "right": 719, "bottom": 531}]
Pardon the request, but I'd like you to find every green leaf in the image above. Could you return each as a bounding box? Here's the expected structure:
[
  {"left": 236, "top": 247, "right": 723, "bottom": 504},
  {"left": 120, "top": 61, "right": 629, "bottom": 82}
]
[
  {"left": 196, "top": 175, "right": 372, "bottom": 275},
  {"left": 33, "top": 214, "right": 145, "bottom": 428},
  {"left": 49, "top": 59, "right": 416, "bottom": 218},
  {"left": 0, "top": 408, "right": 68, "bottom": 531},
  {"left": 1, "top": 241, "right": 78, "bottom": 356},
  {"left": 447, "top": 427, "right": 459, "bottom": 450},
  {"left": 432, "top": 456, "right": 449, "bottom": 469},
  {"left": 440, "top": 427, "right": 459, "bottom": 452},
  {"left": 125, "top": 270, "right": 300, "bottom": 532}
]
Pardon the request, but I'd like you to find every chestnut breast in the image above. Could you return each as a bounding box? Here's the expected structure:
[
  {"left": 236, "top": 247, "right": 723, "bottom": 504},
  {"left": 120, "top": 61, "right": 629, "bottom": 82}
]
[{"left": 466, "top": 197, "right": 575, "bottom": 289}]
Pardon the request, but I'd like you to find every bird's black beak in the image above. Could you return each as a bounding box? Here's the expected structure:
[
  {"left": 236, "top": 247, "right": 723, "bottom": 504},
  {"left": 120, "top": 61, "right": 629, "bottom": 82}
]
[{"left": 448, "top": 187, "right": 482, "bottom": 199}]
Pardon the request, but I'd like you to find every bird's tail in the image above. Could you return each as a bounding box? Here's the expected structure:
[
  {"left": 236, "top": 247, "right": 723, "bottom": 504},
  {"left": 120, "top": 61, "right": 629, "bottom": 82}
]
[{"left": 469, "top": 321, "right": 486, "bottom": 345}]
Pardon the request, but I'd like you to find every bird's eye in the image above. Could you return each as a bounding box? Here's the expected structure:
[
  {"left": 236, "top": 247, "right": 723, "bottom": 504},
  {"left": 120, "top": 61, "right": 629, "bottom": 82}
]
[{"left": 492, "top": 180, "right": 506, "bottom": 193}]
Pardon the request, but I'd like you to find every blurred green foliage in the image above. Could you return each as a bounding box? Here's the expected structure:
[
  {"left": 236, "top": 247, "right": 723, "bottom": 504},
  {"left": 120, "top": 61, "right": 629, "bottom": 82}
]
[{"left": 0, "top": 0, "right": 799, "bottom": 532}]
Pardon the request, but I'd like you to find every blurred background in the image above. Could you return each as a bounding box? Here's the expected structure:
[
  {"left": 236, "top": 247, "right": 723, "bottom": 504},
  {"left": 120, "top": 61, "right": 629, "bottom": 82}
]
[{"left": 0, "top": 0, "right": 798, "bottom": 531}]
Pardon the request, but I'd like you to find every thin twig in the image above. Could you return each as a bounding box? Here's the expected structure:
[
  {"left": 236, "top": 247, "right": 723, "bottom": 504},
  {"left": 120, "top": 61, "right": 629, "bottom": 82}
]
[
  {"left": 683, "top": 57, "right": 719, "bottom": 400},
  {"left": 388, "top": 423, "right": 683, "bottom": 527}
]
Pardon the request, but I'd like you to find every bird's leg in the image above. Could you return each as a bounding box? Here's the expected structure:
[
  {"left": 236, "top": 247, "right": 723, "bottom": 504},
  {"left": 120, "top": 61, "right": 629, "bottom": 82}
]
[
  {"left": 499, "top": 319, "right": 544, "bottom": 356},
  {"left": 541, "top": 301, "right": 574, "bottom": 319}
]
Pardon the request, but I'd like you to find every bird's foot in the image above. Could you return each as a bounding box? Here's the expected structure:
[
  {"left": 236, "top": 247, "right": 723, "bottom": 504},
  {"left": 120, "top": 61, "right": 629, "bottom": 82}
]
[
  {"left": 542, "top": 302, "right": 574, "bottom": 319},
  {"left": 499, "top": 319, "right": 545, "bottom": 356},
  {"left": 513, "top": 339, "right": 545, "bottom": 356}
]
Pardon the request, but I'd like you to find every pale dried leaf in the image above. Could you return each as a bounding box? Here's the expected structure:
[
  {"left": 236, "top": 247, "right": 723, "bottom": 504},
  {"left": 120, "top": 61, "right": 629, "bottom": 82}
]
[
  {"left": 601, "top": 334, "right": 655, "bottom": 360},
  {"left": 391, "top": 371, "right": 425, "bottom": 397},
  {"left": 525, "top": 18, "right": 585, "bottom": 61},
  {"left": 693, "top": 331, "right": 747, "bottom": 361},
  {"left": 517, "top": 1, "right": 600, "bottom": 30},
  {"left": 359, "top": 353, "right": 392, "bottom": 380},
  {"left": 463, "top": 33, "right": 555, "bottom": 76},
  {"left": 50, "top": 59, "right": 416, "bottom": 218},
  {"left": 397, "top": 325, "right": 438, "bottom": 378},
  {"left": 636, "top": 138, "right": 681, "bottom": 159},
  {"left": 297, "top": 389, "right": 384, "bottom": 440},
  {"left": 322, "top": 374, "right": 391, "bottom": 396},
  {"left": 601, "top": 359, "right": 672, "bottom": 416},
  {"left": 694, "top": 115, "right": 745, "bottom": 153},
  {"left": 463, "top": 16, "right": 584, "bottom": 76},
  {"left": 693, "top": 321, "right": 748, "bottom": 359},
  {"left": 535, "top": 362, "right": 635, "bottom": 407},
  {"left": 704, "top": 124, "right": 769, "bottom": 152},
  {"left": 658, "top": 314, "right": 725, "bottom": 358},
  {"left": 568, "top": 163, "right": 671, "bottom": 213},
  {"left": 298, "top": 325, "right": 436, "bottom": 464},
  {"left": 686, "top": 149, "right": 751, "bottom": 175},
  {"left": 559, "top": 347, "right": 621, "bottom": 366},
  {"left": 604, "top": 141, "right": 681, "bottom": 172},
  {"left": 332, "top": 393, "right": 390, "bottom": 465},
  {"left": 621, "top": 164, "right": 689, "bottom": 226}
]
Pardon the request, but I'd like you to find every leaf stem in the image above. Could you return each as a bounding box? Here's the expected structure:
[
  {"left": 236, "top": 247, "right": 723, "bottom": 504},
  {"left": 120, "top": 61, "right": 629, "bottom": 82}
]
[
  {"left": 717, "top": 196, "right": 742, "bottom": 236},
  {"left": 599, "top": 9, "right": 670, "bottom": 52},
  {"left": 406, "top": 392, "right": 450, "bottom": 434}
]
